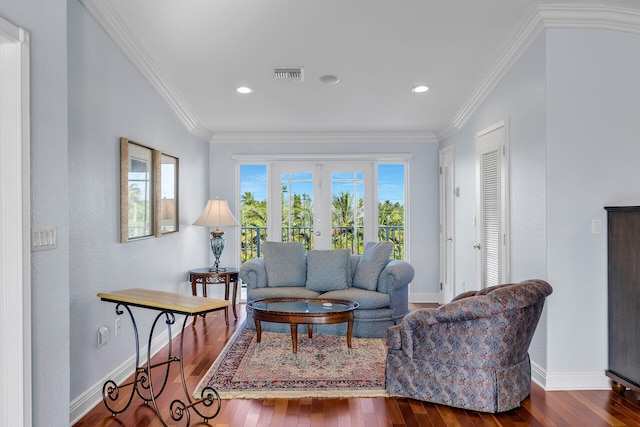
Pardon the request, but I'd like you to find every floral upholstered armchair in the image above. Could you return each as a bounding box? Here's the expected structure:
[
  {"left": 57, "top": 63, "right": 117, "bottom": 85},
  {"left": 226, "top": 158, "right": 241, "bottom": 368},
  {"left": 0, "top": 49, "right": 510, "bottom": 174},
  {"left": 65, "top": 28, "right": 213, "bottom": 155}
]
[{"left": 385, "top": 279, "right": 552, "bottom": 413}]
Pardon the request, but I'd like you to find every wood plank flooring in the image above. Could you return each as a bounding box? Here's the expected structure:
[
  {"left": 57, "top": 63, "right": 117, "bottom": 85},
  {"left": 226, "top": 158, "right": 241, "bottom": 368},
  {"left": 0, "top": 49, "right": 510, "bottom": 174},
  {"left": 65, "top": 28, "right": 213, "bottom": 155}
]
[{"left": 73, "top": 303, "right": 640, "bottom": 427}]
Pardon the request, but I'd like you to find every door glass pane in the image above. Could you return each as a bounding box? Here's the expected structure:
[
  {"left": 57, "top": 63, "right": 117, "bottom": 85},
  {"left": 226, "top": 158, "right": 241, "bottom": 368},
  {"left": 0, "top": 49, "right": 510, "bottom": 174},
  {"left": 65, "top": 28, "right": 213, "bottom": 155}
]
[
  {"left": 240, "top": 164, "right": 267, "bottom": 261},
  {"left": 331, "top": 171, "right": 364, "bottom": 253},
  {"left": 378, "top": 164, "right": 405, "bottom": 260},
  {"left": 281, "top": 171, "right": 314, "bottom": 250}
]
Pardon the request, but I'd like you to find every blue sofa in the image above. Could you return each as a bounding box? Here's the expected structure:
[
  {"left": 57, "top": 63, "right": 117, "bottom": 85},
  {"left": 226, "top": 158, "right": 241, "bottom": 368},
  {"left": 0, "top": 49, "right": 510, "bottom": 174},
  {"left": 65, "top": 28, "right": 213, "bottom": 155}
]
[{"left": 239, "top": 241, "right": 415, "bottom": 338}]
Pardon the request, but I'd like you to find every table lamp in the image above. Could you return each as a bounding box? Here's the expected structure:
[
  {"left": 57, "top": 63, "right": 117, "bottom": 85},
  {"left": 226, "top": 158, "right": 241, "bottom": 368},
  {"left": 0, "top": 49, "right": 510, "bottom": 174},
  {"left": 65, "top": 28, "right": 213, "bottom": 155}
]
[{"left": 193, "top": 198, "right": 239, "bottom": 271}]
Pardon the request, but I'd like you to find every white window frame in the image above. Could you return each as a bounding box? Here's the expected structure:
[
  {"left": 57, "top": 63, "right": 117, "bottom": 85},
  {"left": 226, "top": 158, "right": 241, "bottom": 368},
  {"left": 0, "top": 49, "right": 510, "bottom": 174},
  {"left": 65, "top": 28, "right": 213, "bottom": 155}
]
[{"left": 234, "top": 153, "right": 412, "bottom": 258}]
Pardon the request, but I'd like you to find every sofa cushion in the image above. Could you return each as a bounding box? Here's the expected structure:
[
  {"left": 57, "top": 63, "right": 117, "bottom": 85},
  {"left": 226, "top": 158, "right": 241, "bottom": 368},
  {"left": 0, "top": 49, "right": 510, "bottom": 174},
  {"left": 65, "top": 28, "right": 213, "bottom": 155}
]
[
  {"left": 263, "top": 241, "right": 307, "bottom": 287},
  {"left": 248, "top": 286, "right": 321, "bottom": 300},
  {"left": 322, "top": 287, "right": 391, "bottom": 310},
  {"left": 305, "top": 249, "right": 351, "bottom": 292},
  {"left": 352, "top": 241, "right": 394, "bottom": 291}
]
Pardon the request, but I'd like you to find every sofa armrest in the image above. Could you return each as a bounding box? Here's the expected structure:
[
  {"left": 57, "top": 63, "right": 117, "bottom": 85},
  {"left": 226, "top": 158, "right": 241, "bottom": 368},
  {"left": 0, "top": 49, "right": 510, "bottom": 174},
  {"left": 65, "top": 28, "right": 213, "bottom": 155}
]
[
  {"left": 239, "top": 258, "right": 267, "bottom": 289},
  {"left": 387, "top": 308, "right": 439, "bottom": 358},
  {"left": 450, "top": 290, "right": 478, "bottom": 302},
  {"left": 377, "top": 260, "right": 415, "bottom": 294}
]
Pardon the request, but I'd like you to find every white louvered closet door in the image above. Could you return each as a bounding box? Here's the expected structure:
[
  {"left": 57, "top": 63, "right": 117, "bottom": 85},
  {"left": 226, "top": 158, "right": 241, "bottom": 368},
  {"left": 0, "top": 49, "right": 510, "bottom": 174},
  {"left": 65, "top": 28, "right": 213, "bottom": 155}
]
[{"left": 475, "top": 121, "right": 509, "bottom": 289}]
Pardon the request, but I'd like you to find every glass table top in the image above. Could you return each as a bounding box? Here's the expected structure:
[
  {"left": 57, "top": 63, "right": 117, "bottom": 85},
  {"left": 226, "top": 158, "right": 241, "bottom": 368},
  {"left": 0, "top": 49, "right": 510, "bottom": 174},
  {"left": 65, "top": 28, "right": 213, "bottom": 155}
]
[{"left": 248, "top": 299, "right": 357, "bottom": 314}]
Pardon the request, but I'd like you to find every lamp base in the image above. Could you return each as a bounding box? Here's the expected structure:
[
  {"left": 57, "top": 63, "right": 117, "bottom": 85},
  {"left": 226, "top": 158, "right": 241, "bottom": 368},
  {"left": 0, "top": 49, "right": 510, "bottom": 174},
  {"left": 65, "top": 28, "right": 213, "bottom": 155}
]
[{"left": 209, "top": 229, "right": 226, "bottom": 273}]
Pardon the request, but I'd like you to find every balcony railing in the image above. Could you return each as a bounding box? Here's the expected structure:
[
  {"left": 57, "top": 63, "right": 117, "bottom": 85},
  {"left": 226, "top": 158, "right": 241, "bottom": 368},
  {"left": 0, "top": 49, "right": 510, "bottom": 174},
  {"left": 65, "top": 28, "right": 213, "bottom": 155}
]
[{"left": 240, "top": 225, "right": 404, "bottom": 262}]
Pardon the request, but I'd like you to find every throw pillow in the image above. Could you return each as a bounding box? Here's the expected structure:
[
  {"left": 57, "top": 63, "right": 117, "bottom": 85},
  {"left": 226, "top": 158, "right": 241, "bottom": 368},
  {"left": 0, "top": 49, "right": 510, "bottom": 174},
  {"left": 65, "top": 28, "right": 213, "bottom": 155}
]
[
  {"left": 263, "top": 241, "right": 307, "bottom": 287},
  {"left": 352, "top": 241, "right": 394, "bottom": 291},
  {"left": 305, "top": 249, "right": 351, "bottom": 292}
]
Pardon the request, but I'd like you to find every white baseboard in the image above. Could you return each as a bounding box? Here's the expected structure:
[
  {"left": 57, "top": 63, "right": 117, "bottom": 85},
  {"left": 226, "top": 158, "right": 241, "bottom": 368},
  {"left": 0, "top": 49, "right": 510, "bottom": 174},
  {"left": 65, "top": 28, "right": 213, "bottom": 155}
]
[
  {"left": 408, "top": 292, "right": 441, "bottom": 304},
  {"left": 531, "top": 360, "right": 548, "bottom": 388},
  {"left": 531, "top": 360, "right": 610, "bottom": 390},
  {"left": 68, "top": 320, "right": 184, "bottom": 425}
]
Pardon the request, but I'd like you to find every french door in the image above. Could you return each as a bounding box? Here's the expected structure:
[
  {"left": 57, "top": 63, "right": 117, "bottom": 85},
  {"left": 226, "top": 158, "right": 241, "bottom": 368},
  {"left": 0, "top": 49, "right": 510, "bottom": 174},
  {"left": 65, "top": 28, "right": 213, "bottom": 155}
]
[{"left": 269, "top": 161, "right": 375, "bottom": 251}]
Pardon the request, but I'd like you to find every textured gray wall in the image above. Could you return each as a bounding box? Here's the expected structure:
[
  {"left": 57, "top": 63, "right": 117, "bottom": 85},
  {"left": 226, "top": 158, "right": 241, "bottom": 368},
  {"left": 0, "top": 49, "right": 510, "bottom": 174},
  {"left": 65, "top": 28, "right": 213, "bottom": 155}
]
[
  {"left": 1, "top": 0, "right": 70, "bottom": 425},
  {"left": 67, "top": 0, "right": 211, "bottom": 404}
]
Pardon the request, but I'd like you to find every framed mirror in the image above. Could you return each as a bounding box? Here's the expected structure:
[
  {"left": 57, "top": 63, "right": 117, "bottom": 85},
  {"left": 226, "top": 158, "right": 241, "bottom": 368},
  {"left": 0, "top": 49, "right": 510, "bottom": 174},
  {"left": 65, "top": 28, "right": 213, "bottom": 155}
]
[
  {"left": 157, "top": 152, "right": 179, "bottom": 235},
  {"left": 121, "top": 138, "right": 155, "bottom": 242},
  {"left": 120, "top": 137, "right": 179, "bottom": 242}
]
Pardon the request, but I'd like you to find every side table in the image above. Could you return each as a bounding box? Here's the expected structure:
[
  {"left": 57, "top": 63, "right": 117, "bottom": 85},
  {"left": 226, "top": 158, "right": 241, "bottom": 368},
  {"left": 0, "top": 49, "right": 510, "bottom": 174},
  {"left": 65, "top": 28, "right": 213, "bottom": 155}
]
[
  {"left": 97, "top": 288, "right": 228, "bottom": 425},
  {"left": 189, "top": 268, "right": 239, "bottom": 326}
]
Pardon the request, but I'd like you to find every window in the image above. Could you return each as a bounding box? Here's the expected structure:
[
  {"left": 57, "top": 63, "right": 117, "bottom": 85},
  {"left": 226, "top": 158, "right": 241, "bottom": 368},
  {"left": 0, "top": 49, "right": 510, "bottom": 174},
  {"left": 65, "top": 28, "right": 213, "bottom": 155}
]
[
  {"left": 377, "top": 164, "right": 406, "bottom": 260},
  {"left": 239, "top": 164, "right": 267, "bottom": 261}
]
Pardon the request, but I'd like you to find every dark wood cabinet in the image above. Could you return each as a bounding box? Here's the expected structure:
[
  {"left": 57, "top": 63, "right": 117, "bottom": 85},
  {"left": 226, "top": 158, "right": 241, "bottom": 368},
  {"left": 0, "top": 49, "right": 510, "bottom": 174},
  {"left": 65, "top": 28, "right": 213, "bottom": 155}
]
[{"left": 605, "top": 206, "right": 640, "bottom": 395}]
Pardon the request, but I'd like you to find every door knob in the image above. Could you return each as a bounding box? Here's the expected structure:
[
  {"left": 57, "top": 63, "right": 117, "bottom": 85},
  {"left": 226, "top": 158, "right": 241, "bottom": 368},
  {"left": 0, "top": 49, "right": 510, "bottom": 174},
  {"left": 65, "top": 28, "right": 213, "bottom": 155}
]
[
  {"left": 473, "top": 244, "right": 481, "bottom": 250},
  {"left": 315, "top": 231, "right": 321, "bottom": 236}
]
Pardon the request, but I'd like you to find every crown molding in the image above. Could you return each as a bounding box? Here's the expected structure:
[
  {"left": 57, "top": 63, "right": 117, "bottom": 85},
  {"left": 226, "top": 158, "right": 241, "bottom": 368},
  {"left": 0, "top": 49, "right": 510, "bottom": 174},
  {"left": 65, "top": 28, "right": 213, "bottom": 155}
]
[
  {"left": 231, "top": 153, "right": 414, "bottom": 162},
  {"left": 446, "top": 3, "right": 640, "bottom": 137},
  {"left": 210, "top": 131, "right": 438, "bottom": 144},
  {"left": 79, "top": 0, "right": 214, "bottom": 141},
  {"left": 80, "top": 2, "right": 640, "bottom": 144}
]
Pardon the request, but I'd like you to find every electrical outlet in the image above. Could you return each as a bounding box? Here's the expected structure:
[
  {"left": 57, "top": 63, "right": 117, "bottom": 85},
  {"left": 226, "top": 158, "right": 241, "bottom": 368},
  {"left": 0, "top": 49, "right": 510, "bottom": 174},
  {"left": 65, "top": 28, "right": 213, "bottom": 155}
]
[{"left": 115, "top": 318, "right": 121, "bottom": 336}]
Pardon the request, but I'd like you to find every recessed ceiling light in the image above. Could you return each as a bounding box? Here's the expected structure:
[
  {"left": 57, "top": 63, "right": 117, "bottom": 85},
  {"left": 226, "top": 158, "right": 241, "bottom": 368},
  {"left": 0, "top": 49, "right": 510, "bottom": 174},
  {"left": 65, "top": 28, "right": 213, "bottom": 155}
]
[
  {"left": 236, "top": 86, "right": 253, "bottom": 94},
  {"left": 319, "top": 74, "right": 340, "bottom": 85},
  {"left": 411, "top": 85, "right": 429, "bottom": 93}
]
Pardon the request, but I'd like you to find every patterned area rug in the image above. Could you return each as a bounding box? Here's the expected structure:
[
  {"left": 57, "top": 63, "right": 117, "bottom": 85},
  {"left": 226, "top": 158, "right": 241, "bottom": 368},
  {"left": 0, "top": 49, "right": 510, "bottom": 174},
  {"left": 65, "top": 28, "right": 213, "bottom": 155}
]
[{"left": 194, "top": 324, "right": 389, "bottom": 399}]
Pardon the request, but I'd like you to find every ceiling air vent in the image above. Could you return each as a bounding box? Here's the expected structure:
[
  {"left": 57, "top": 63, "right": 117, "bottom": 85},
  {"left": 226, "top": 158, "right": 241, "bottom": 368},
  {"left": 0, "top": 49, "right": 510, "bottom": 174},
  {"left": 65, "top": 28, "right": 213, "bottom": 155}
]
[{"left": 274, "top": 68, "right": 304, "bottom": 82}]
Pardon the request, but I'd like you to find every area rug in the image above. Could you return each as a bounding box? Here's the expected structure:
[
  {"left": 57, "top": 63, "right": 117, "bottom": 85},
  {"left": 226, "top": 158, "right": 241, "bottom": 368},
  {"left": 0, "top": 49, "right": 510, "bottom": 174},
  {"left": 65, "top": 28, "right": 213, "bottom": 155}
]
[{"left": 194, "top": 324, "right": 389, "bottom": 399}]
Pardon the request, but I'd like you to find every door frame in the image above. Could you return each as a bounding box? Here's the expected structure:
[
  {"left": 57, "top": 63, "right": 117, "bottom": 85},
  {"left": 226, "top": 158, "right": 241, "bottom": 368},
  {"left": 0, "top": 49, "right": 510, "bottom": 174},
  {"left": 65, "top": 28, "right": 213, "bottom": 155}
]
[
  {"left": 0, "top": 16, "right": 32, "bottom": 427},
  {"left": 268, "top": 160, "right": 375, "bottom": 250},
  {"left": 475, "top": 120, "right": 510, "bottom": 289},
  {"left": 439, "top": 145, "right": 455, "bottom": 303}
]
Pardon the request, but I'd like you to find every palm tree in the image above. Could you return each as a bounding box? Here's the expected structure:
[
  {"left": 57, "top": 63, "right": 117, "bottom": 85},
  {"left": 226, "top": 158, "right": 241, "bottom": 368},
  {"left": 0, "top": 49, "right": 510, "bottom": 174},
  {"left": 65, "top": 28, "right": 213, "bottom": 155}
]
[
  {"left": 240, "top": 191, "right": 266, "bottom": 226},
  {"left": 240, "top": 191, "right": 268, "bottom": 260}
]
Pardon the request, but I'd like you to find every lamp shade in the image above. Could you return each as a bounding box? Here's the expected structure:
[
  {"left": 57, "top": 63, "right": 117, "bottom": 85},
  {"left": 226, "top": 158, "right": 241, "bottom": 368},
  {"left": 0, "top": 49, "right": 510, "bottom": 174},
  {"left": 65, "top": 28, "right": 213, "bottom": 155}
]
[{"left": 193, "top": 198, "right": 239, "bottom": 228}]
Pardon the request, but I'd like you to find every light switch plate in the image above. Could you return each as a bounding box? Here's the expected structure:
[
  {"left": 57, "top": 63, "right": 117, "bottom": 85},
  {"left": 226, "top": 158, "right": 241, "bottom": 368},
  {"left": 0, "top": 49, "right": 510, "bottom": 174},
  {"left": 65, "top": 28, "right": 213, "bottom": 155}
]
[{"left": 31, "top": 227, "right": 57, "bottom": 251}]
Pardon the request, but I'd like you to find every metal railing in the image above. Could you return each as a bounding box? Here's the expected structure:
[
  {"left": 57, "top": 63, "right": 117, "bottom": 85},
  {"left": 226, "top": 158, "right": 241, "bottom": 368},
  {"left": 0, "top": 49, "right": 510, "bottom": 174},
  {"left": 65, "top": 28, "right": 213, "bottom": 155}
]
[{"left": 240, "top": 225, "right": 404, "bottom": 261}]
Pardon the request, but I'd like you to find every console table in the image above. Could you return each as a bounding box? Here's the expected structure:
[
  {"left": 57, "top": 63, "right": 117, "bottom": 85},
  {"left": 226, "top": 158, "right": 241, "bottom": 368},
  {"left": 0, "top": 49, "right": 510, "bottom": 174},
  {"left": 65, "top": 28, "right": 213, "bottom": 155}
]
[
  {"left": 189, "top": 268, "right": 239, "bottom": 326},
  {"left": 97, "top": 288, "right": 229, "bottom": 426}
]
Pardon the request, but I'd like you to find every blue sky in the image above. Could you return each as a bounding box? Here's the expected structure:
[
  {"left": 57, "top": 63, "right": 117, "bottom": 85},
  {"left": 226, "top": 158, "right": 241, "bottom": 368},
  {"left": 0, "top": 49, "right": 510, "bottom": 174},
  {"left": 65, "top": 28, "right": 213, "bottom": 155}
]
[{"left": 240, "top": 164, "right": 404, "bottom": 204}]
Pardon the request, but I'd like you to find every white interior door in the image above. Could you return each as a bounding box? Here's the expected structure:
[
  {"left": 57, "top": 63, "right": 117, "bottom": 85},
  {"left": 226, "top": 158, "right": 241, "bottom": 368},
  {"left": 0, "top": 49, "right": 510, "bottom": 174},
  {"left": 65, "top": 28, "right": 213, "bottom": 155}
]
[
  {"left": 475, "top": 121, "right": 509, "bottom": 289},
  {"left": 439, "top": 146, "right": 455, "bottom": 303}
]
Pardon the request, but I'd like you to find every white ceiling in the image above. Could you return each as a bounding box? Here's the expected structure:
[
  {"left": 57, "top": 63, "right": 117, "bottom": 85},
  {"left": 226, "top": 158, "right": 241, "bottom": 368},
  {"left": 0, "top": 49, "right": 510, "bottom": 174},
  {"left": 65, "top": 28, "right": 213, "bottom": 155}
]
[{"left": 80, "top": 0, "right": 640, "bottom": 143}]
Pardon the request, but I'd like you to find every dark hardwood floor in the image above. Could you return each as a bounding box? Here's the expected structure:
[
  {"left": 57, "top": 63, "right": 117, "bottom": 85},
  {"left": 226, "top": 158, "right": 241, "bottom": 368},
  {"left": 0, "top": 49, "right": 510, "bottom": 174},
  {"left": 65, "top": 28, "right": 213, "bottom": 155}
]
[{"left": 73, "top": 303, "right": 640, "bottom": 427}]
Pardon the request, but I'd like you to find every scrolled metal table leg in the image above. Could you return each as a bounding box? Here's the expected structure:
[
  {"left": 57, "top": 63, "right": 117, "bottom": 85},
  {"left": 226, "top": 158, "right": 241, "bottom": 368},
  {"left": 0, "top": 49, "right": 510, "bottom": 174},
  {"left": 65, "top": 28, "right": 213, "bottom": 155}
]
[
  {"left": 145, "top": 311, "right": 180, "bottom": 427},
  {"left": 101, "top": 304, "right": 139, "bottom": 415},
  {"left": 101, "top": 304, "right": 222, "bottom": 426},
  {"left": 168, "top": 315, "right": 222, "bottom": 424}
]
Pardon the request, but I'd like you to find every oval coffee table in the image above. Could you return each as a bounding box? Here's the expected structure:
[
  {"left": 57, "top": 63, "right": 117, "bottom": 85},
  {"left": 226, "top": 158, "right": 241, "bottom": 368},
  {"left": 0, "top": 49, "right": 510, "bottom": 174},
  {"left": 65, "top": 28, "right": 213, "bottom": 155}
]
[{"left": 247, "top": 297, "right": 359, "bottom": 354}]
